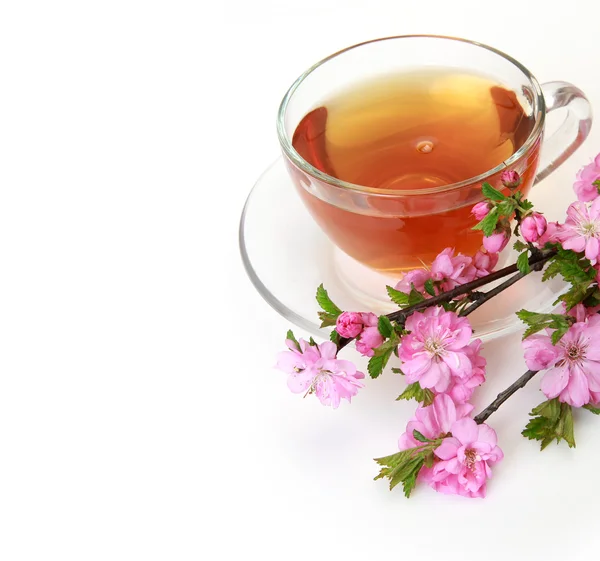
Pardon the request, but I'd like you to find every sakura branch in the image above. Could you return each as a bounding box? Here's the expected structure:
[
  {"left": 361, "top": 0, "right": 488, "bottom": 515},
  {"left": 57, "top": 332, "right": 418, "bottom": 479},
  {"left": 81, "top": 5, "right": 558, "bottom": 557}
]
[{"left": 275, "top": 158, "right": 600, "bottom": 499}]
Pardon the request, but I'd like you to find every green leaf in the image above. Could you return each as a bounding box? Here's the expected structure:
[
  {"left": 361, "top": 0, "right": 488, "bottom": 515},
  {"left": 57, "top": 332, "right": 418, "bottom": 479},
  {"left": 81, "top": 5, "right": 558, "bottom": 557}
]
[
  {"left": 396, "top": 382, "right": 434, "bottom": 405},
  {"left": 424, "top": 279, "right": 436, "bottom": 297},
  {"left": 377, "top": 315, "right": 394, "bottom": 338},
  {"left": 315, "top": 284, "right": 342, "bottom": 317},
  {"left": 386, "top": 285, "right": 410, "bottom": 308},
  {"left": 318, "top": 311, "right": 338, "bottom": 328},
  {"left": 308, "top": 337, "right": 317, "bottom": 346},
  {"left": 542, "top": 260, "right": 562, "bottom": 281},
  {"left": 517, "top": 310, "right": 574, "bottom": 342},
  {"left": 496, "top": 199, "right": 517, "bottom": 217},
  {"left": 519, "top": 198, "right": 534, "bottom": 211},
  {"left": 513, "top": 239, "right": 528, "bottom": 252},
  {"left": 482, "top": 182, "right": 506, "bottom": 201},
  {"left": 517, "top": 251, "right": 531, "bottom": 274},
  {"left": 374, "top": 449, "right": 424, "bottom": 496},
  {"left": 367, "top": 348, "right": 394, "bottom": 378},
  {"left": 551, "top": 323, "right": 570, "bottom": 345},
  {"left": 286, "top": 330, "right": 300, "bottom": 351},
  {"left": 329, "top": 329, "right": 340, "bottom": 345},
  {"left": 391, "top": 367, "right": 404, "bottom": 375},
  {"left": 408, "top": 285, "right": 426, "bottom": 306},
  {"left": 402, "top": 460, "right": 423, "bottom": 498},
  {"left": 412, "top": 430, "right": 429, "bottom": 443},
  {"left": 522, "top": 399, "right": 576, "bottom": 450},
  {"left": 583, "top": 404, "right": 600, "bottom": 414},
  {"left": 372, "top": 336, "right": 398, "bottom": 357},
  {"left": 472, "top": 207, "right": 500, "bottom": 236}
]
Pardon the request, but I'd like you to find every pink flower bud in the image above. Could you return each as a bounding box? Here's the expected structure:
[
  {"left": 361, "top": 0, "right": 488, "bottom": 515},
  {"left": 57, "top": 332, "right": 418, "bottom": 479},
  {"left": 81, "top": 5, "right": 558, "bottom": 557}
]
[
  {"left": 471, "top": 201, "right": 492, "bottom": 221},
  {"left": 520, "top": 212, "right": 547, "bottom": 243},
  {"left": 335, "top": 311, "right": 364, "bottom": 339},
  {"left": 355, "top": 326, "right": 384, "bottom": 357},
  {"left": 482, "top": 230, "right": 510, "bottom": 253},
  {"left": 500, "top": 169, "right": 522, "bottom": 189}
]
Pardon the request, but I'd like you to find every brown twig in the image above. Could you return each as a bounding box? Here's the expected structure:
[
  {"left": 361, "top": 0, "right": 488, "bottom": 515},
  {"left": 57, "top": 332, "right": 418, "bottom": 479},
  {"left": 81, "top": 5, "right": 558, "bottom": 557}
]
[{"left": 474, "top": 370, "right": 539, "bottom": 424}]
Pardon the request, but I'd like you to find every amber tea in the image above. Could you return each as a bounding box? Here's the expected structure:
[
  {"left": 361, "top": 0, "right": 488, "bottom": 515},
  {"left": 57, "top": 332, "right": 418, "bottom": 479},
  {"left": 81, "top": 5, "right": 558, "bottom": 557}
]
[{"left": 291, "top": 69, "right": 539, "bottom": 272}]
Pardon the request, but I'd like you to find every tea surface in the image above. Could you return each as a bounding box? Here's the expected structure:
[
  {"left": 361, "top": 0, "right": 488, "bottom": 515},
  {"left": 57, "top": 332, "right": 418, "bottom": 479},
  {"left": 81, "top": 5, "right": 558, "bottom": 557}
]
[{"left": 290, "top": 69, "right": 538, "bottom": 272}]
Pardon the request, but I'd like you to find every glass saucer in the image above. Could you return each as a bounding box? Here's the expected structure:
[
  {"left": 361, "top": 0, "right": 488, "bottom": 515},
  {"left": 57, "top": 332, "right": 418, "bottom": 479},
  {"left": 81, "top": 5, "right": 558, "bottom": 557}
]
[{"left": 239, "top": 158, "right": 567, "bottom": 341}]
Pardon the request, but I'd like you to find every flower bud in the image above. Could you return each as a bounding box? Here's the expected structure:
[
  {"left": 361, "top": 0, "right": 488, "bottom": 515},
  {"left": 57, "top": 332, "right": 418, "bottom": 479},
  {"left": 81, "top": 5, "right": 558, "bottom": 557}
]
[
  {"left": 335, "top": 311, "right": 364, "bottom": 339},
  {"left": 500, "top": 169, "right": 522, "bottom": 189},
  {"left": 521, "top": 212, "right": 547, "bottom": 243},
  {"left": 471, "top": 201, "right": 492, "bottom": 221}
]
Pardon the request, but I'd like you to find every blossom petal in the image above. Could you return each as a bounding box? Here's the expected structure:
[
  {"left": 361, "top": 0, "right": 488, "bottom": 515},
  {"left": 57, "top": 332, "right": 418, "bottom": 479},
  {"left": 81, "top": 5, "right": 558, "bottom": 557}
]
[
  {"left": 476, "top": 423, "right": 498, "bottom": 447},
  {"left": 450, "top": 417, "right": 479, "bottom": 445},
  {"left": 586, "top": 237, "right": 600, "bottom": 263},
  {"left": 540, "top": 365, "right": 570, "bottom": 399},
  {"left": 286, "top": 370, "right": 314, "bottom": 393},
  {"left": 431, "top": 394, "right": 458, "bottom": 433},
  {"left": 435, "top": 437, "right": 461, "bottom": 460},
  {"left": 582, "top": 359, "right": 600, "bottom": 392},
  {"left": 560, "top": 365, "right": 590, "bottom": 407}
]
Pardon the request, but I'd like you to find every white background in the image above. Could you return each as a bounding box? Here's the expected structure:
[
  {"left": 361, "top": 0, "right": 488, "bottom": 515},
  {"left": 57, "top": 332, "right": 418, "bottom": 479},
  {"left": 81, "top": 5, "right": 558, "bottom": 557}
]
[{"left": 0, "top": 0, "right": 599, "bottom": 559}]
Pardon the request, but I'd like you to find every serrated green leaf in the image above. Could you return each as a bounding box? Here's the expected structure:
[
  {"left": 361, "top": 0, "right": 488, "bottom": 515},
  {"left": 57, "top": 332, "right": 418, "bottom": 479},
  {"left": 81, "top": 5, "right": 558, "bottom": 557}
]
[
  {"left": 318, "top": 311, "right": 338, "bottom": 328},
  {"left": 286, "top": 330, "right": 300, "bottom": 351},
  {"left": 372, "top": 336, "right": 398, "bottom": 357},
  {"left": 377, "top": 315, "right": 394, "bottom": 338},
  {"left": 329, "top": 329, "right": 340, "bottom": 345},
  {"left": 424, "top": 279, "right": 436, "bottom": 297},
  {"left": 519, "top": 198, "right": 534, "bottom": 211},
  {"left": 423, "top": 451, "right": 434, "bottom": 469},
  {"left": 408, "top": 285, "right": 426, "bottom": 306},
  {"left": 473, "top": 207, "right": 500, "bottom": 236},
  {"left": 367, "top": 348, "right": 394, "bottom": 378},
  {"left": 497, "top": 199, "right": 517, "bottom": 216},
  {"left": 412, "top": 430, "right": 429, "bottom": 443},
  {"left": 551, "top": 324, "right": 570, "bottom": 345},
  {"left": 396, "top": 382, "right": 434, "bottom": 405},
  {"left": 517, "top": 251, "right": 531, "bottom": 274},
  {"left": 402, "top": 461, "right": 423, "bottom": 498},
  {"left": 513, "top": 240, "right": 528, "bottom": 252},
  {"left": 386, "top": 285, "right": 410, "bottom": 308},
  {"left": 542, "top": 260, "right": 562, "bottom": 281},
  {"left": 315, "top": 284, "right": 342, "bottom": 317},
  {"left": 523, "top": 399, "right": 576, "bottom": 450},
  {"left": 584, "top": 404, "right": 600, "bottom": 414},
  {"left": 482, "top": 182, "right": 506, "bottom": 201},
  {"left": 531, "top": 398, "right": 561, "bottom": 419},
  {"left": 561, "top": 403, "right": 576, "bottom": 448}
]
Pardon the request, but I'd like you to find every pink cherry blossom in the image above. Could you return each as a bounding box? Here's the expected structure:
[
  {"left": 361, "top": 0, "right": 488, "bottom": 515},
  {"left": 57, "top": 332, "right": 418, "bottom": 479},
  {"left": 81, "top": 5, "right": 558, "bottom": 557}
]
[
  {"left": 399, "top": 307, "right": 474, "bottom": 393},
  {"left": 471, "top": 201, "right": 492, "bottom": 221},
  {"left": 473, "top": 249, "right": 499, "bottom": 278},
  {"left": 398, "top": 394, "right": 473, "bottom": 450},
  {"left": 563, "top": 302, "right": 600, "bottom": 323},
  {"left": 483, "top": 230, "right": 509, "bottom": 253},
  {"left": 501, "top": 169, "right": 521, "bottom": 189},
  {"left": 335, "top": 311, "right": 364, "bottom": 339},
  {"left": 522, "top": 319, "right": 600, "bottom": 407},
  {"left": 276, "top": 339, "right": 364, "bottom": 408},
  {"left": 536, "top": 220, "right": 561, "bottom": 248},
  {"left": 431, "top": 417, "right": 503, "bottom": 498},
  {"left": 521, "top": 212, "right": 547, "bottom": 243},
  {"left": 430, "top": 248, "right": 477, "bottom": 292},
  {"left": 398, "top": 395, "right": 473, "bottom": 484},
  {"left": 446, "top": 340, "right": 487, "bottom": 402},
  {"left": 574, "top": 154, "right": 600, "bottom": 202},
  {"left": 395, "top": 268, "right": 431, "bottom": 295},
  {"left": 355, "top": 312, "right": 384, "bottom": 357},
  {"left": 558, "top": 199, "right": 600, "bottom": 264}
]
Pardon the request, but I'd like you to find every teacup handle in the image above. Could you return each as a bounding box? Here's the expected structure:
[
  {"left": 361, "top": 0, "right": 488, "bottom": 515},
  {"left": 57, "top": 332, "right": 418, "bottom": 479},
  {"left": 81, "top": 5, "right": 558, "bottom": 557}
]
[{"left": 534, "top": 81, "right": 593, "bottom": 184}]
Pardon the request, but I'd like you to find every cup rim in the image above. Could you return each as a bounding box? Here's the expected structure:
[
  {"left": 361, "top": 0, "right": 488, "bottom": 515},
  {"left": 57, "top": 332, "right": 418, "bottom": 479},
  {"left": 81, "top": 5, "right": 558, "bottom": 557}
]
[{"left": 277, "top": 34, "right": 546, "bottom": 196}]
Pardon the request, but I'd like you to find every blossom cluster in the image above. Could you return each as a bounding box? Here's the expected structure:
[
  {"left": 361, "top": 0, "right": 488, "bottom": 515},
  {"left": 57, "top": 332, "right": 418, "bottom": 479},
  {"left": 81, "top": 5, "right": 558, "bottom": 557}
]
[{"left": 274, "top": 154, "right": 600, "bottom": 500}]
